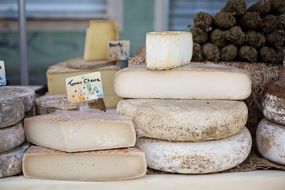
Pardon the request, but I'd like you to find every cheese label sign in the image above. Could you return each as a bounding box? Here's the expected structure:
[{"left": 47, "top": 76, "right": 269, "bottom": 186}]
[
  {"left": 107, "top": 40, "right": 130, "bottom": 61},
  {"left": 65, "top": 72, "right": 103, "bottom": 104},
  {"left": 0, "top": 61, "right": 6, "bottom": 86}
]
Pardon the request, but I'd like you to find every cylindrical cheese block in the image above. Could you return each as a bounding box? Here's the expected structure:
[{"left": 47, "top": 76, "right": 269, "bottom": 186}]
[
  {"left": 117, "top": 99, "right": 248, "bottom": 141},
  {"left": 137, "top": 128, "right": 252, "bottom": 174},
  {"left": 146, "top": 31, "right": 193, "bottom": 70},
  {"left": 262, "top": 81, "right": 285, "bottom": 125},
  {"left": 256, "top": 119, "right": 285, "bottom": 165}
]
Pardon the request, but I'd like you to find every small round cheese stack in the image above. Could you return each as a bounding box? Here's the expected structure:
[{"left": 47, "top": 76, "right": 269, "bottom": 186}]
[
  {"left": 256, "top": 119, "right": 285, "bottom": 165},
  {"left": 137, "top": 128, "right": 252, "bottom": 174},
  {"left": 146, "top": 31, "right": 193, "bottom": 70}
]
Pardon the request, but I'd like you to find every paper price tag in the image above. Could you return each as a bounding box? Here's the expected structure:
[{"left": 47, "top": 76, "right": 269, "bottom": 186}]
[
  {"left": 65, "top": 72, "right": 104, "bottom": 104},
  {"left": 0, "top": 61, "right": 6, "bottom": 86},
  {"left": 107, "top": 40, "right": 130, "bottom": 61}
]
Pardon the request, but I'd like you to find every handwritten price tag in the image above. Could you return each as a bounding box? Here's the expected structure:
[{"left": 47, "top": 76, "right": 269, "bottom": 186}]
[
  {"left": 0, "top": 61, "right": 6, "bottom": 86},
  {"left": 107, "top": 40, "right": 130, "bottom": 61}
]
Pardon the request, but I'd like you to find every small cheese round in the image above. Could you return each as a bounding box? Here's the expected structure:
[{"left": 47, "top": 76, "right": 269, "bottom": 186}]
[
  {"left": 146, "top": 31, "right": 193, "bottom": 70},
  {"left": 137, "top": 128, "right": 252, "bottom": 174},
  {"left": 262, "top": 81, "right": 285, "bottom": 125},
  {"left": 117, "top": 99, "right": 248, "bottom": 141},
  {"left": 256, "top": 119, "right": 285, "bottom": 165},
  {"left": 0, "top": 97, "right": 24, "bottom": 128}
]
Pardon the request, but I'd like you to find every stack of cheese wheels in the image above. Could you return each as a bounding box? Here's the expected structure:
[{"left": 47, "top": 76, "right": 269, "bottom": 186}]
[
  {"left": 23, "top": 109, "right": 147, "bottom": 181},
  {"left": 115, "top": 31, "right": 253, "bottom": 174},
  {"left": 0, "top": 86, "right": 36, "bottom": 178},
  {"left": 257, "top": 80, "right": 285, "bottom": 165}
]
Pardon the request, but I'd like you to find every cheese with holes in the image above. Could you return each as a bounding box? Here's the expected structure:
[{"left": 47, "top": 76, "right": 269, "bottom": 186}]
[
  {"left": 146, "top": 32, "right": 193, "bottom": 70},
  {"left": 23, "top": 146, "right": 146, "bottom": 181},
  {"left": 137, "top": 128, "right": 252, "bottom": 174},
  {"left": 262, "top": 81, "right": 285, "bottom": 125},
  {"left": 0, "top": 123, "right": 25, "bottom": 153},
  {"left": 256, "top": 119, "right": 285, "bottom": 165},
  {"left": 24, "top": 110, "right": 136, "bottom": 152},
  {"left": 83, "top": 20, "right": 119, "bottom": 61},
  {"left": 114, "top": 64, "right": 251, "bottom": 100},
  {"left": 46, "top": 60, "right": 121, "bottom": 108},
  {"left": 117, "top": 99, "right": 247, "bottom": 141}
]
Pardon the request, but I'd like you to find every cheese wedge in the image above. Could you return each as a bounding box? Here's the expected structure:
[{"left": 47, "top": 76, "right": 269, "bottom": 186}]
[
  {"left": 146, "top": 31, "right": 193, "bottom": 70},
  {"left": 46, "top": 59, "right": 121, "bottom": 108},
  {"left": 23, "top": 146, "right": 147, "bottom": 181},
  {"left": 83, "top": 20, "right": 119, "bottom": 61},
  {"left": 24, "top": 110, "right": 136, "bottom": 152},
  {"left": 114, "top": 63, "right": 251, "bottom": 100},
  {"left": 256, "top": 119, "right": 285, "bottom": 165},
  {"left": 137, "top": 128, "right": 252, "bottom": 174},
  {"left": 117, "top": 99, "right": 247, "bottom": 141}
]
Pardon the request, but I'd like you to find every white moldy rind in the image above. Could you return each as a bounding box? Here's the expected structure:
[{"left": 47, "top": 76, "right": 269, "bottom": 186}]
[
  {"left": 256, "top": 119, "right": 285, "bottom": 165},
  {"left": 117, "top": 99, "right": 248, "bottom": 141},
  {"left": 262, "top": 93, "right": 285, "bottom": 125},
  {"left": 137, "top": 128, "right": 252, "bottom": 174},
  {"left": 146, "top": 31, "right": 193, "bottom": 70},
  {"left": 114, "top": 63, "right": 251, "bottom": 100}
]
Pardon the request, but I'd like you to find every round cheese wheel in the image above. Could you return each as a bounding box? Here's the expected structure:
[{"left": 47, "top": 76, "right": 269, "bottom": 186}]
[
  {"left": 256, "top": 119, "right": 285, "bottom": 165},
  {"left": 262, "top": 81, "right": 285, "bottom": 125},
  {"left": 0, "top": 97, "right": 24, "bottom": 128},
  {"left": 137, "top": 128, "right": 252, "bottom": 174},
  {"left": 117, "top": 99, "right": 248, "bottom": 141},
  {"left": 0, "top": 123, "right": 25, "bottom": 153}
]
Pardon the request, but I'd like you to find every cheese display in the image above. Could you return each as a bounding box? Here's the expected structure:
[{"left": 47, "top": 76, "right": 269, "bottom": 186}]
[
  {"left": 23, "top": 146, "right": 147, "bottom": 181},
  {"left": 114, "top": 64, "right": 251, "bottom": 100},
  {"left": 0, "top": 143, "right": 29, "bottom": 178},
  {"left": 137, "top": 128, "right": 252, "bottom": 174},
  {"left": 24, "top": 110, "right": 136, "bottom": 152},
  {"left": 117, "top": 99, "right": 247, "bottom": 141},
  {"left": 83, "top": 20, "right": 119, "bottom": 61},
  {"left": 146, "top": 32, "right": 193, "bottom": 70},
  {"left": 36, "top": 94, "right": 106, "bottom": 115},
  {"left": 46, "top": 60, "right": 121, "bottom": 108},
  {"left": 0, "top": 123, "right": 25, "bottom": 153},
  {"left": 256, "top": 119, "right": 285, "bottom": 165},
  {"left": 262, "top": 81, "right": 285, "bottom": 125}
]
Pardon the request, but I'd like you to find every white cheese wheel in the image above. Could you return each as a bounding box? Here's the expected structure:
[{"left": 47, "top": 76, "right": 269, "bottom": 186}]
[
  {"left": 256, "top": 119, "right": 285, "bottom": 165},
  {"left": 117, "top": 99, "right": 248, "bottom": 141},
  {"left": 262, "top": 81, "right": 285, "bottom": 125},
  {"left": 137, "top": 128, "right": 252, "bottom": 174},
  {"left": 146, "top": 31, "right": 193, "bottom": 70}
]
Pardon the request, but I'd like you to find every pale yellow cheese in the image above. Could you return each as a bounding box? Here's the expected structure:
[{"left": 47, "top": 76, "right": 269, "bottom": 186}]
[
  {"left": 83, "top": 20, "right": 119, "bottom": 61},
  {"left": 24, "top": 110, "right": 136, "bottom": 152},
  {"left": 46, "top": 59, "right": 121, "bottom": 108},
  {"left": 23, "top": 146, "right": 147, "bottom": 181}
]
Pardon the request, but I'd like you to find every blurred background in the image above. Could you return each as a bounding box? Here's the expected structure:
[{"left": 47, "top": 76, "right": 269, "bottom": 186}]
[{"left": 0, "top": 0, "right": 255, "bottom": 85}]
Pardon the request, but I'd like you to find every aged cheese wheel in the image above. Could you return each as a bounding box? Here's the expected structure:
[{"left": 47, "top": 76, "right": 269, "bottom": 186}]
[
  {"left": 256, "top": 119, "right": 285, "bottom": 165},
  {"left": 0, "top": 123, "right": 25, "bottom": 153},
  {"left": 0, "top": 143, "right": 29, "bottom": 178},
  {"left": 117, "top": 99, "right": 248, "bottom": 141},
  {"left": 0, "top": 86, "right": 35, "bottom": 112},
  {"left": 36, "top": 94, "right": 106, "bottom": 115},
  {"left": 137, "top": 128, "right": 252, "bottom": 174},
  {"left": 262, "top": 81, "right": 285, "bottom": 125}
]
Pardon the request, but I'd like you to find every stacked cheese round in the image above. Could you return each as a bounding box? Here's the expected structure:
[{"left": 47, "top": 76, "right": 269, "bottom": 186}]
[
  {"left": 115, "top": 31, "right": 252, "bottom": 174},
  {"left": 0, "top": 86, "right": 35, "bottom": 178},
  {"left": 257, "top": 81, "right": 285, "bottom": 165}
]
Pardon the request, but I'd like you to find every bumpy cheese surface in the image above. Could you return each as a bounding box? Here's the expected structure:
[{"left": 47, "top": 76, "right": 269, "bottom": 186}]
[{"left": 146, "top": 31, "right": 193, "bottom": 70}]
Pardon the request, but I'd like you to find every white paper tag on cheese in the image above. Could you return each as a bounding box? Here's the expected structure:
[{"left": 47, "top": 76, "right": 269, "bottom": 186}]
[
  {"left": 65, "top": 72, "right": 104, "bottom": 105},
  {"left": 107, "top": 40, "right": 130, "bottom": 61},
  {"left": 0, "top": 61, "right": 6, "bottom": 86}
]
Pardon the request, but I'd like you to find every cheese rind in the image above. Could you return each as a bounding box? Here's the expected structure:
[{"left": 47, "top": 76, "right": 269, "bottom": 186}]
[
  {"left": 256, "top": 119, "right": 285, "bottom": 165},
  {"left": 0, "top": 123, "right": 25, "bottom": 153},
  {"left": 24, "top": 110, "right": 136, "bottom": 152},
  {"left": 0, "top": 143, "right": 29, "bottom": 177},
  {"left": 117, "top": 99, "right": 247, "bottom": 141},
  {"left": 114, "top": 64, "right": 251, "bottom": 100},
  {"left": 0, "top": 97, "right": 24, "bottom": 128},
  {"left": 23, "top": 146, "right": 147, "bottom": 181},
  {"left": 137, "top": 128, "right": 252, "bottom": 174},
  {"left": 83, "top": 20, "right": 119, "bottom": 61},
  {"left": 146, "top": 32, "right": 193, "bottom": 70}
]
